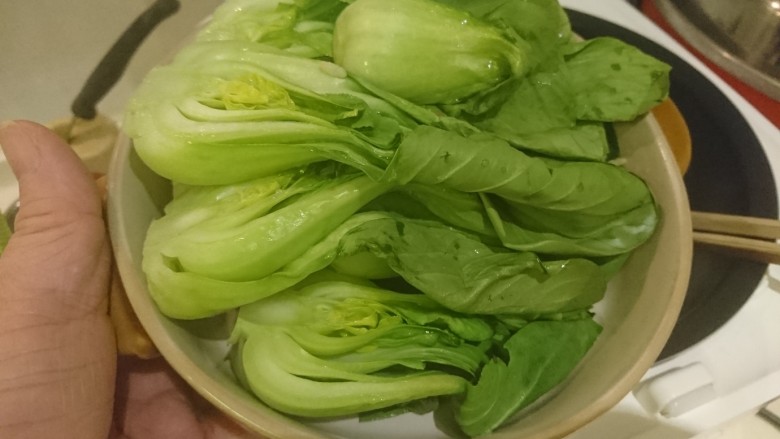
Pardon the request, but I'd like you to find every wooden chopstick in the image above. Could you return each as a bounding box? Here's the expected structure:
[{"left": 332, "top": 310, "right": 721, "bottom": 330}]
[{"left": 692, "top": 211, "right": 780, "bottom": 265}]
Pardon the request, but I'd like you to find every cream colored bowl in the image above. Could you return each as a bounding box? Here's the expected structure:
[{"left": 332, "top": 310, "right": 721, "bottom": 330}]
[{"left": 107, "top": 112, "right": 692, "bottom": 439}]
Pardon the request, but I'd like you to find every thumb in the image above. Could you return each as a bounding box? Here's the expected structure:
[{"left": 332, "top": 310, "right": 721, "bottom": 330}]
[
  {"left": 0, "top": 119, "right": 111, "bottom": 320},
  {"left": 0, "top": 120, "right": 117, "bottom": 438}
]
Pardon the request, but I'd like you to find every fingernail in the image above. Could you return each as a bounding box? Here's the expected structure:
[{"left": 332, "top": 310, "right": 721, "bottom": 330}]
[
  {"left": 0, "top": 120, "right": 16, "bottom": 133},
  {"left": 0, "top": 121, "right": 14, "bottom": 155},
  {"left": 0, "top": 120, "right": 42, "bottom": 176},
  {"left": 0, "top": 121, "right": 18, "bottom": 149}
]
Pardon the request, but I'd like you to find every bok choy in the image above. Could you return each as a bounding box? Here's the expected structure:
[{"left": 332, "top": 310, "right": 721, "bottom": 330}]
[{"left": 124, "top": 0, "right": 671, "bottom": 436}]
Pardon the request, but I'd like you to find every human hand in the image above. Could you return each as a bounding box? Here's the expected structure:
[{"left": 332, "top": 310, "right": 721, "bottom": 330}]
[{"left": 0, "top": 121, "right": 259, "bottom": 439}]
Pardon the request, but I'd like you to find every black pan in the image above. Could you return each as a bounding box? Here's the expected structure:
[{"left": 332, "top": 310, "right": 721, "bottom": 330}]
[{"left": 567, "top": 9, "right": 778, "bottom": 361}]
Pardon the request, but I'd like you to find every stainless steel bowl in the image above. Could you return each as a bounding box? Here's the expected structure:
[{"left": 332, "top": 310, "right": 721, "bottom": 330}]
[{"left": 653, "top": 0, "right": 780, "bottom": 101}]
